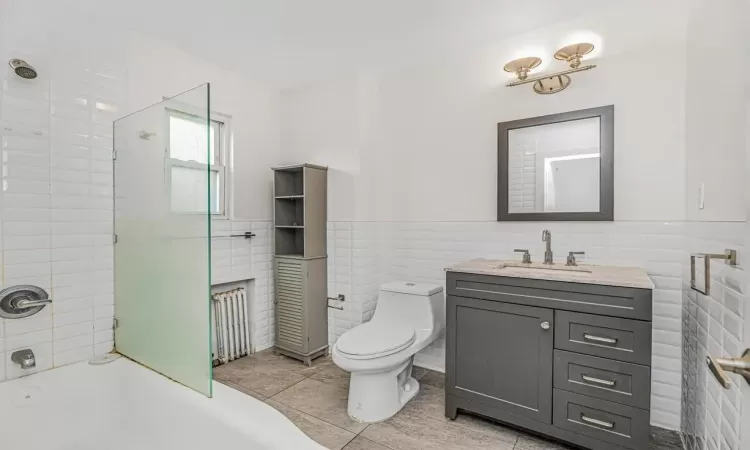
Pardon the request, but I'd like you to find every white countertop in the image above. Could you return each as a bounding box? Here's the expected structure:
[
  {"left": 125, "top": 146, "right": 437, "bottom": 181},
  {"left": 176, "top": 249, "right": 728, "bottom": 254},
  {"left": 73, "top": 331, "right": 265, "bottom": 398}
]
[{"left": 446, "top": 259, "right": 654, "bottom": 290}]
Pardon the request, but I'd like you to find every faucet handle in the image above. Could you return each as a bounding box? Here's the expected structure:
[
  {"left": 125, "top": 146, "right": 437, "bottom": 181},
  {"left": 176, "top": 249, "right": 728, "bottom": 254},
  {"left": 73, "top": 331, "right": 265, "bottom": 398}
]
[
  {"left": 514, "top": 249, "right": 532, "bottom": 264},
  {"left": 566, "top": 251, "right": 585, "bottom": 266}
]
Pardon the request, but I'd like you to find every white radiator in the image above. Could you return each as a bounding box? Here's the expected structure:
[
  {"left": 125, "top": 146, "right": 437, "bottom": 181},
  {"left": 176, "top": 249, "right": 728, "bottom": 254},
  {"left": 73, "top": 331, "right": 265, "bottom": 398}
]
[{"left": 212, "top": 288, "right": 251, "bottom": 365}]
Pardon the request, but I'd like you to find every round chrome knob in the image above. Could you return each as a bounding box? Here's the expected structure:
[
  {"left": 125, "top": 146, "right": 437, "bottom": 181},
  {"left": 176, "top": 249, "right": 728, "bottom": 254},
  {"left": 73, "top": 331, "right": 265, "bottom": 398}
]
[{"left": 541, "top": 321, "right": 550, "bottom": 330}]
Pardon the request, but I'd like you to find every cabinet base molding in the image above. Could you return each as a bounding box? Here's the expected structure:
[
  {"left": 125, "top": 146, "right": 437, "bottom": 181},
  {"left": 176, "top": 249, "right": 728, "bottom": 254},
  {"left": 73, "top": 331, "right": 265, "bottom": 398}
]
[
  {"left": 274, "top": 344, "right": 328, "bottom": 367},
  {"left": 446, "top": 394, "right": 633, "bottom": 450}
]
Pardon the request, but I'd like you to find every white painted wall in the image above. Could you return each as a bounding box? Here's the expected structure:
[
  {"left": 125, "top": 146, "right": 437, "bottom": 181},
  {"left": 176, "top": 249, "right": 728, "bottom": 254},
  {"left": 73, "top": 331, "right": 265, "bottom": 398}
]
[
  {"left": 280, "top": 5, "right": 688, "bottom": 223},
  {"left": 356, "top": 48, "right": 685, "bottom": 222},
  {"left": 684, "top": 0, "right": 747, "bottom": 222},
  {"left": 347, "top": 5, "right": 687, "bottom": 222},
  {"left": 280, "top": 76, "right": 365, "bottom": 222},
  {"left": 127, "top": 33, "right": 281, "bottom": 220}
]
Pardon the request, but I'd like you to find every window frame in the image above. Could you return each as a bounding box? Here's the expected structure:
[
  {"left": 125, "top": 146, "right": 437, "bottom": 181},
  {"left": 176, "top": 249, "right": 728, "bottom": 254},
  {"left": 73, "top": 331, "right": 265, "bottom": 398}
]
[{"left": 165, "top": 107, "right": 231, "bottom": 219}]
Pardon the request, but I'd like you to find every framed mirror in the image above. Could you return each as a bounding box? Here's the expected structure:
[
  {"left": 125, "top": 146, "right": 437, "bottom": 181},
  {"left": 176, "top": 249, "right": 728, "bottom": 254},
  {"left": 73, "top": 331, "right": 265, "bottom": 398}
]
[{"left": 497, "top": 105, "right": 614, "bottom": 221}]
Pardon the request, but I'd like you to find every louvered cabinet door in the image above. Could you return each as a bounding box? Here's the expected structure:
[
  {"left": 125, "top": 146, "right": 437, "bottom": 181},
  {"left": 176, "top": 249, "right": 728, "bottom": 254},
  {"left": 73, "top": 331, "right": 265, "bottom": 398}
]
[{"left": 275, "top": 258, "right": 307, "bottom": 354}]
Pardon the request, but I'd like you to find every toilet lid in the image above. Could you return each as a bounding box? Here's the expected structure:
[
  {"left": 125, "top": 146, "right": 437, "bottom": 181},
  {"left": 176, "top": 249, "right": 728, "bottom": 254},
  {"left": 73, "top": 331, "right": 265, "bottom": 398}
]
[{"left": 336, "top": 322, "right": 416, "bottom": 360}]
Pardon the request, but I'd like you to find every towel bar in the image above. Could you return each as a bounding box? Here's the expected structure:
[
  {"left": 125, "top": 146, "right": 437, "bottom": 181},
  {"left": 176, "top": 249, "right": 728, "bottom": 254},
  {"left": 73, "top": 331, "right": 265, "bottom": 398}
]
[{"left": 690, "top": 249, "right": 737, "bottom": 295}]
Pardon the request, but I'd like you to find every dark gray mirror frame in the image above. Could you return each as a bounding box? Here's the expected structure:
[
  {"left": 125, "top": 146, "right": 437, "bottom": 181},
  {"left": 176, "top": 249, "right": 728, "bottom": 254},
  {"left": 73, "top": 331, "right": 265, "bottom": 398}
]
[{"left": 497, "top": 105, "right": 614, "bottom": 222}]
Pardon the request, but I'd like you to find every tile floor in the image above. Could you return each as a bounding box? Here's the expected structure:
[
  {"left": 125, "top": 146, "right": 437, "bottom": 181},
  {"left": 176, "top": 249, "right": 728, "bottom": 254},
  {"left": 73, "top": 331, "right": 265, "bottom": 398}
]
[{"left": 214, "top": 350, "right": 684, "bottom": 450}]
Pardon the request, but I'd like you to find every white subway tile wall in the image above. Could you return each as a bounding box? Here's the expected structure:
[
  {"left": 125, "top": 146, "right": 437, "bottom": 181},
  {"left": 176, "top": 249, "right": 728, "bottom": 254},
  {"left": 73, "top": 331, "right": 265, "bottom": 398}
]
[
  {"left": 0, "top": 26, "right": 273, "bottom": 380},
  {"left": 508, "top": 152, "right": 537, "bottom": 212},
  {"left": 312, "top": 221, "right": 686, "bottom": 430},
  {"left": 681, "top": 222, "right": 745, "bottom": 450},
  {"left": 0, "top": 27, "right": 126, "bottom": 380},
  {"left": 211, "top": 220, "right": 275, "bottom": 352}
]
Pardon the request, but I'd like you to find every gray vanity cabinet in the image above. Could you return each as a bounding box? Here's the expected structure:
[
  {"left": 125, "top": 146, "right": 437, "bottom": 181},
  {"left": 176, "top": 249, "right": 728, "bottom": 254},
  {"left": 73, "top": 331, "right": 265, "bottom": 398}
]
[
  {"left": 445, "top": 271, "right": 653, "bottom": 450},
  {"left": 446, "top": 296, "right": 554, "bottom": 423}
]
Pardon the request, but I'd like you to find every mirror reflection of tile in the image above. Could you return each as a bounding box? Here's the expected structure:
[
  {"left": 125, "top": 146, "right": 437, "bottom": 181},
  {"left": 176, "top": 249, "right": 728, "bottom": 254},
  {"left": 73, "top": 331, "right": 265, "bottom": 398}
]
[{"left": 508, "top": 117, "right": 601, "bottom": 214}]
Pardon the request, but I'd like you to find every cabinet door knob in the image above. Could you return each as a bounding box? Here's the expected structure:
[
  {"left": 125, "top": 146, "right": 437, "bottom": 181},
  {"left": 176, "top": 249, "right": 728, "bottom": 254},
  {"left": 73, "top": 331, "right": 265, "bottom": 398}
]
[{"left": 541, "top": 321, "right": 550, "bottom": 330}]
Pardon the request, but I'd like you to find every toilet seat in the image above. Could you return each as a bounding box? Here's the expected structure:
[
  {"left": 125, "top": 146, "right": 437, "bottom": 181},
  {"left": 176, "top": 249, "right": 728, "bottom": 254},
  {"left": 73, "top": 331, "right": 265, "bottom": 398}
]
[{"left": 336, "top": 322, "right": 415, "bottom": 360}]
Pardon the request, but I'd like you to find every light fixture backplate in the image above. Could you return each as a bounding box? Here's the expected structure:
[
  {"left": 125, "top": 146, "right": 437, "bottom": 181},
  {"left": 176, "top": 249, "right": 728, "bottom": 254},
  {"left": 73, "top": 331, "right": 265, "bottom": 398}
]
[{"left": 533, "top": 74, "right": 572, "bottom": 95}]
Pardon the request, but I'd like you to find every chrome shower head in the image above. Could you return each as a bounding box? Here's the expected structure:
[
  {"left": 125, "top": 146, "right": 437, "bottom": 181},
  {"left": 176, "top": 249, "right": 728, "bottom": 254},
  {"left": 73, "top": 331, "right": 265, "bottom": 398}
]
[{"left": 9, "top": 59, "right": 37, "bottom": 79}]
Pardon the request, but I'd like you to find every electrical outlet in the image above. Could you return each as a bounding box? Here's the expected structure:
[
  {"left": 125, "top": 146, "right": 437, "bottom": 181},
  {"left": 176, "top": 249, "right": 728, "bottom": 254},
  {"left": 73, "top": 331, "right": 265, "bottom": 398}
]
[{"left": 698, "top": 183, "right": 705, "bottom": 210}]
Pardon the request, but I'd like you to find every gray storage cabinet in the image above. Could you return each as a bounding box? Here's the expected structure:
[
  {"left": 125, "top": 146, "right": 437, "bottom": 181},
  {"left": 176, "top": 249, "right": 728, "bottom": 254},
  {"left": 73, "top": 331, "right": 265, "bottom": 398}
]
[
  {"left": 445, "top": 272, "right": 653, "bottom": 450},
  {"left": 272, "top": 164, "right": 328, "bottom": 365}
]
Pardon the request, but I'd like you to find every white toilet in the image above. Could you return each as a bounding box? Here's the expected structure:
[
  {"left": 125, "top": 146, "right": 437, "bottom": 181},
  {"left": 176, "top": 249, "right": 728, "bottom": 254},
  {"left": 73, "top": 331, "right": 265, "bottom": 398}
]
[{"left": 332, "top": 281, "right": 444, "bottom": 423}]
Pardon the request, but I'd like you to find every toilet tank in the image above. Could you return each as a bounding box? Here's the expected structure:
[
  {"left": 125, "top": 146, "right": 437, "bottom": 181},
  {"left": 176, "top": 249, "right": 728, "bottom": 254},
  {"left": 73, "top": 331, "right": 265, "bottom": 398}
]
[{"left": 372, "top": 282, "right": 444, "bottom": 332}]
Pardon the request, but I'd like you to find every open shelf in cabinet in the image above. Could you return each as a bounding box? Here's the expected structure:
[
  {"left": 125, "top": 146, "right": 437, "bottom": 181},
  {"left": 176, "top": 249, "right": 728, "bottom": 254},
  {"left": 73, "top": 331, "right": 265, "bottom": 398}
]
[
  {"left": 275, "top": 227, "right": 305, "bottom": 256},
  {"left": 275, "top": 197, "right": 304, "bottom": 227},
  {"left": 274, "top": 167, "right": 304, "bottom": 197}
]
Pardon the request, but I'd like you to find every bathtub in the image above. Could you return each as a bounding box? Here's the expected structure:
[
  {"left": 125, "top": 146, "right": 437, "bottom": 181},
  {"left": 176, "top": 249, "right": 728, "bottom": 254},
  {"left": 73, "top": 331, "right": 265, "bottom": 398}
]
[{"left": 0, "top": 356, "right": 324, "bottom": 450}]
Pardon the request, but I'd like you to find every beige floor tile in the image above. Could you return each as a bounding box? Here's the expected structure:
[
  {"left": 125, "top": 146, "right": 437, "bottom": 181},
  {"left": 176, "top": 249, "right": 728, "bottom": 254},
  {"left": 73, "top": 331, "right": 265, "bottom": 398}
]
[
  {"left": 310, "top": 362, "right": 351, "bottom": 390},
  {"left": 216, "top": 379, "right": 267, "bottom": 400},
  {"left": 246, "top": 350, "right": 330, "bottom": 376},
  {"left": 514, "top": 435, "right": 574, "bottom": 449},
  {"left": 214, "top": 359, "right": 307, "bottom": 397},
  {"left": 412, "top": 366, "right": 430, "bottom": 380},
  {"left": 266, "top": 399, "right": 356, "bottom": 450},
  {"left": 401, "top": 383, "right": 445, "bottom": 419},
  {"left": 401, "top": 384, "right": 518, "bottom": 445},
  {"left": 418, "top": 370, "right": 445, "bottom": 388},
  {"left": 343, "top": 436, "right": 390, "bottom": 450},
  {"left": 361, "top": 411, "right": 515, "bottom": 450},
  {"left": 271, "top": 378, "right": 368, "bottom": 433}
]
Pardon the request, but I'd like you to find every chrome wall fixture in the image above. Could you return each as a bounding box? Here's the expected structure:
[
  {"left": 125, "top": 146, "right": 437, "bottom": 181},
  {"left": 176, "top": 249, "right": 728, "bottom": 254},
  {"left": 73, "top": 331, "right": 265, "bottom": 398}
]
[
  {"left": 690, "top": 249, "right": 738, "bottom": 295},
  {"left": 707, "top": 349, "right": 750, "bottom": 388},
  {"left": 0, "top": 285, "right": 52, "bottom": 319},
  {"left": 8, "top": 58, "right": 38, "bottom": 80},
  {"left": 504, "top": 43, "right": 597, "bottom": 94}
]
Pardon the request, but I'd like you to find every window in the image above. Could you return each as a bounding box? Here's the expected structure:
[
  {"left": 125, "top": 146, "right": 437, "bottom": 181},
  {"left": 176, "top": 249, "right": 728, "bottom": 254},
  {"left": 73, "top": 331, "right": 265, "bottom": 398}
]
[{"left": 166, "top": 109, "right": 229, "bottom": 217}]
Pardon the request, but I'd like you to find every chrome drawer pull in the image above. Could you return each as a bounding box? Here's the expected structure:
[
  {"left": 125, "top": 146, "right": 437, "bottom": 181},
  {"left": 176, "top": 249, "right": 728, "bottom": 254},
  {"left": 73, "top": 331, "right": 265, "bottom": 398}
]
[
  {"left": 582, "top": 375, "right": 616, "bottom": 387},
  {"left": 583, "top": 333, "right": 618, "bottom": 345},
  {"left": 581, "top": 414, "right": 615, "bottom": 429}
]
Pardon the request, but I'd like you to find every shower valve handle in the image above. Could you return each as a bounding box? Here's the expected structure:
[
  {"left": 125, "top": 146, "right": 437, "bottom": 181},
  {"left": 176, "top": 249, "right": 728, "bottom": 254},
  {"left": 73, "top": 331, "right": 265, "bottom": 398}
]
[{"left": 14, "top": 298, "right": 52, "bottom": 309}]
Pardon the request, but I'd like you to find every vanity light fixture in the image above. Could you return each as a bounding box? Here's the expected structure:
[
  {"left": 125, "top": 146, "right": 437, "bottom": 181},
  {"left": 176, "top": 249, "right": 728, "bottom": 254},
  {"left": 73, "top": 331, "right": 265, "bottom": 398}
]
[
  {"left": 503, "top": 57, "right": 542, "bottom": 81},
  {"left": 554, "top": 42, "right": 594, "bottom": 68},
  {"left": 506, "top": 42, "right": 597, "bottom": 94}
]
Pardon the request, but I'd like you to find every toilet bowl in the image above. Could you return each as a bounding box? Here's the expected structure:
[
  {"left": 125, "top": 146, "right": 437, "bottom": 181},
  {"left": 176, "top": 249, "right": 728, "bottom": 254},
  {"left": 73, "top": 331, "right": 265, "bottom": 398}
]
[{"left": 332, "top": 281, "right": 444, "bottom": 423}]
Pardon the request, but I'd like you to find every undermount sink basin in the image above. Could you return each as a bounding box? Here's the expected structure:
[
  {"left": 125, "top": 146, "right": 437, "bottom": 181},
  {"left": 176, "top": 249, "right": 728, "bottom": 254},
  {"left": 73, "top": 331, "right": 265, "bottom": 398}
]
[{"left": 494, "top": 262, "right": 592, "bottom": 274}]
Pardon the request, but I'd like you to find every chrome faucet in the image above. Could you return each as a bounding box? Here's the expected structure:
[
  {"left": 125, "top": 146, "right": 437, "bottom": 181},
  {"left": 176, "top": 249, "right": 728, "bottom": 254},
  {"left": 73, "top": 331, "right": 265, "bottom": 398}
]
[
  {"left": 542, "top": 229, "right": 553, "bottom": 264},
  {"left": 11, "top": 349, "right": 36, "bottom": 369}
]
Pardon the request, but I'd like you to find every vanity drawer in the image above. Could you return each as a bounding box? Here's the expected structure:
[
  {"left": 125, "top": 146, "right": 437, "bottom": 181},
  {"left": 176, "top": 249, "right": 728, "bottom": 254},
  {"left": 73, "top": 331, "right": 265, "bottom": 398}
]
[
  {"left": 553, "top": 389, "right": 649, "bottom": 450},
  {"left": 554, "top": 350, "right": 650, "bottom": 409},
  {"left": 554, "top": 311, "right": 652, "bottom": 365},
  {"left": 446, "top": 272, "right": 652, "bottom": 320}
]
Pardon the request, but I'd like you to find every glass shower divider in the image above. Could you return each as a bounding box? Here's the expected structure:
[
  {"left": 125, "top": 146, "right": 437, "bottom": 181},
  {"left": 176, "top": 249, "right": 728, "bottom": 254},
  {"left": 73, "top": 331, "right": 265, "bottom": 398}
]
[{"left": 112, "top": 84, "right": 213, "bottom": 396}]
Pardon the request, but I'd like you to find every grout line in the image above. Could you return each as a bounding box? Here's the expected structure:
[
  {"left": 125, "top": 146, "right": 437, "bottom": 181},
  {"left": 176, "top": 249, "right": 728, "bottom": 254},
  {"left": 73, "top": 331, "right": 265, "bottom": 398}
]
[
  {"left": 264, "top": 372, "right": 367, "bottom": 436},
  {"left": 265, "top": 393, "right": 363, "bottom": 442},
  {"left": 267, "top": 375, "right": 310, "bottom": 400},
  {"left": 339, "top": 433, "right": 359, "bottom": 450},
  {"left": 352, "top": 433, "right": 400, "bottom": 450}
]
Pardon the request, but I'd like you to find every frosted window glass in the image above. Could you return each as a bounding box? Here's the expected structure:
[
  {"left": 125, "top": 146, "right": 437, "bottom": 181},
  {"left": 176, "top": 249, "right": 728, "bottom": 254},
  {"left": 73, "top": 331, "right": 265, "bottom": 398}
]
[
  {"left": 169, "top": 115, "right": 216, "bottom": 163},
  {"left": 113, "top": 84, "right": 212, "bottom": 397},
  {"left": 171, "top": 167, "right": 219, "bottom": 214}
]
